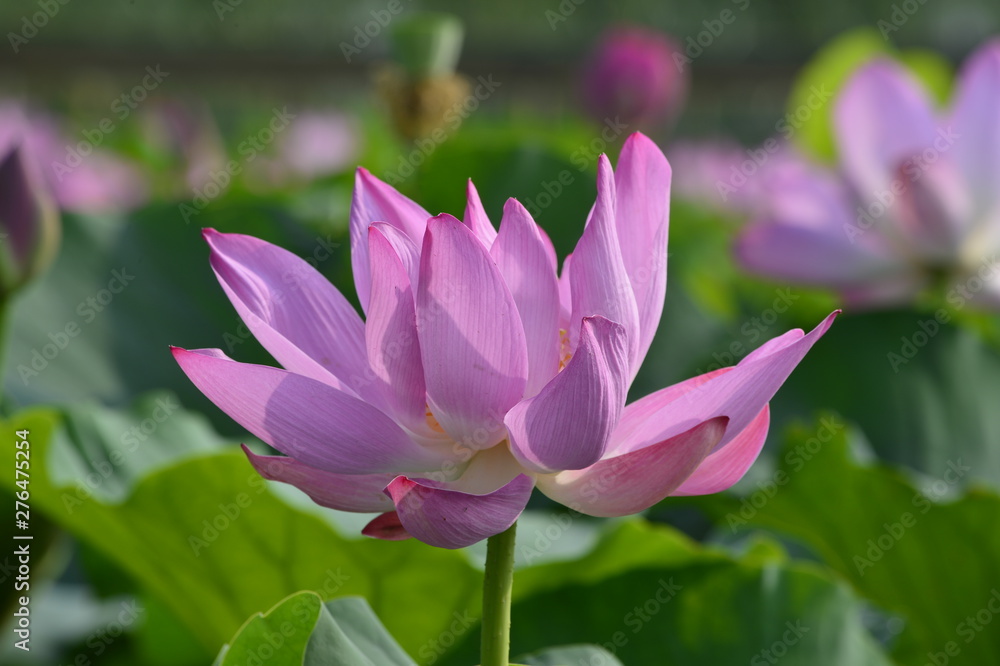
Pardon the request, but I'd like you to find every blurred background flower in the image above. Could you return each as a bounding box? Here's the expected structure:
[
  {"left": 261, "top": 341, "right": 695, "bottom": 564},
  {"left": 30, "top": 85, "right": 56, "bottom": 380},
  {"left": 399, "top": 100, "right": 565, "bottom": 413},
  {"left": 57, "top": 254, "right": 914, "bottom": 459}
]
[
  {"left": 0, "top": 144, "right": 59, "bottom": 298},
  {"left": 580, "top": 25, "right": 689, "bottom": 135},
  {"left": 0, "top": 101, "right": 148, "bottom": 214},
  {"left": 736, "top": 40, "right": 1000, "bottom": 310},
  {"left": 275, "top": 111, "right": 359, "bottom": 180}
]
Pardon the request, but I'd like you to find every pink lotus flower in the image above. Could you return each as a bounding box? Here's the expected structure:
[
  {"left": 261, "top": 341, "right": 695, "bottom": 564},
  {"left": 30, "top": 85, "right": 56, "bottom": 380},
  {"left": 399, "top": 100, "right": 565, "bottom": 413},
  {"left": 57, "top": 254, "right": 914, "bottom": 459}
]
[
  {"left": 736, "top": 41, "right": 1000, "bottom": 308},
  {"left": 173, "top": 133, "right": 835, "bottom": 549},
  {"left": 581, "top": 26, "right": 688, "bottom": 132}
]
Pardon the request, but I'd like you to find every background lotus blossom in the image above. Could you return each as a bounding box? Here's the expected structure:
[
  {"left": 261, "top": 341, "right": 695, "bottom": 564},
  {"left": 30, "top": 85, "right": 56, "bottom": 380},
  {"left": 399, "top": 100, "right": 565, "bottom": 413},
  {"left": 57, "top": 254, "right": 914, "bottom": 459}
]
[
  {"left": 275, "top": 111, "right": 359, "bottom": 179},
  {"left": 581, "top": 26, "right": 689, "bottom": 133},
  {"left": 139, "top": 99, "right": 229, "bottom": 196},
  {"left": 245, "top": 110, "right": 360, "bottom": 188},
  {"left": 0, "top": 101, "right": 148, "bottom": 215},
  {"left": 669, "top": 138, "right": 807, "bottom": 215},
  {"left": 0, "top": 144, "right": 60, "bottom": 296},
  {"left": 173, "top": 132, "right": 834, "bottom": 549},
  {"left": 736, "top": 40, "right": 1000, "bottom": 309}
]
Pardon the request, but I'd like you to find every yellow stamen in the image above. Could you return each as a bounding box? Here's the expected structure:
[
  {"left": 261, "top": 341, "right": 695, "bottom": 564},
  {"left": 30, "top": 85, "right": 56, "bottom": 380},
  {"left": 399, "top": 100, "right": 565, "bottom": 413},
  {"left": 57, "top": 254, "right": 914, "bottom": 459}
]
[
  {"left": 425, "top": 407, "right": 446, "bottom": 434},
  {"left": 558, "top": 328, "right": 573, "bottom": 371}
]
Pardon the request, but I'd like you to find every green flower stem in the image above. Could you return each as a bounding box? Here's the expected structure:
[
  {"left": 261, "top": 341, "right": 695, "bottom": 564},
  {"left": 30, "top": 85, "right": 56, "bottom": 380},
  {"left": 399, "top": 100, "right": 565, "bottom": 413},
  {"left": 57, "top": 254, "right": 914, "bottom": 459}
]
[{"left": 481, "top": 521, "right": 517, "bottom": 666}]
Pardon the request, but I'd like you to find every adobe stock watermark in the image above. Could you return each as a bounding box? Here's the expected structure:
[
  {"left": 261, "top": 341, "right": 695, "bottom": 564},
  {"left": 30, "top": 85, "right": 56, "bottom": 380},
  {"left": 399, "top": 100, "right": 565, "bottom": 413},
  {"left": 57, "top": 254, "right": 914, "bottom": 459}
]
[
  {"left": 179, "top": 107, "right": 296, "bottom": 222},
  {"left": 545, "top": 0, "right": 586, "bottom": 31},
  {"left": 751, "top": 620, "right": 811, "bottom": 665},
  {"left": 8, "top": 0, "right": 72, "bottom": 54},
  {"left": 921, "top": 589, "right": 1000, "bottom": 665},
  {"left": 844, "top": 126, "right": 960, "bottom": 243},
  {"left": 213, "top": 0, "right": 244, "bottom": 21},
  {"left": 418, "top": 610, "right": 476, "bottom": 664},
  {"left": 877, "top": 0, "right": 931, "bottom": 40},
  {"left": 382, "top": 75, "right": 502, "bottom": 185},
  {"left": 51, "top": 65, "right": 169, "bottom": 180},
  {"left": 17, "top": 268, "right": 136, "bottom": 385},
  {"left": 672, "top": 0, "right": 751, "bottom": 72},
  {"left": 715, "top": 85, "right": 833, "bottom": 202},
  {"left": 887, "top": 254, "right": 1000, "bottom": 373},
  {"left": 398, "top": 402, "right": 500, "bottom": 499},
  {"left": 188, "top": 473, "right": 269, "bottom": 556},
  {"left": 695, "top": 288, "right": 799, "bottom": 375},
  {"left": 853, "top": 458, "right": 969, "bottom": 577},
  {"left": 232, "top": 570, "right": 350, "bottom": 666},
  {"left": 57, "top": 600, "right": 145, "bottom": 664},
  {"left": 352, "top": 281, "right": 476, "bottom": 482},
  {"left": 522, "top": 116, "right": 628, "bottom": 218},
  {"left": 726, "top": 416, "right": 844, "bottom": 531},
  {"left": 591, "top": 578, "right": 682, "bottom": 661},
  {"left": 222, "top": 234, "right": 340, "bottom": 352},
  {"left": 340, "top": 0, "right": 413, "bottom": 62},
  {"left": 61, "top": 396, "right": 180, "bottom": 514},
  {"left": 518, "top": 510, "right": 578, "bottom": 565}
]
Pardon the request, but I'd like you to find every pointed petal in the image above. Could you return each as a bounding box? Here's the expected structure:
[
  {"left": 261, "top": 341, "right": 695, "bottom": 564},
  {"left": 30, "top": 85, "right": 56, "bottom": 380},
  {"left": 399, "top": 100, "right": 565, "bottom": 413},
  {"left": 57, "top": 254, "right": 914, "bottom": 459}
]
[
  {"left": 505, "top": 316, "right": 628, "bottom": 473},
  {"left": 570, "top": 156, "right": 641, "bottom": 375},
  {"left": 615, "top": 133, "right": 671, "bottom": 369},
  {"left": 949, "top": 40, "right": 1000, "bottom": 218},
  {"left": 491, "top": 198, "right": 561, "bottom": 396},
  {"left": 350, "top": 167, "right": 431, "bottom": 311},
  {"left": 204, "top": 229, "right": 371, "bottom": 397},
  {"left": 364, "top": 226, "right": 430, "bottom": 435},
  {"left": 416, "top": 214, "right": 528, "bottom": 449},
  {"left": 362, "top": 511, "right": 412, "bottom": 541},
  {"left": 609, "top": 311, "right": 837, "bottom": 457},
  {"left": 385, "top": 473, "right": 533, "bottom": 549},
  {"left": 948, "top": 40, "right": 1000, "bottom": 255},
  {"left": 536, "top": 418, "right": 728, "bottom": 517},
  {"left": 243, "top": 445, "right": 395, "bottom": 513},
  {"left": 834, "top": 60, "right": 938, "bottom": 200},
  {"left": 370, "top": 221, "right": 420, "bottom": 289},
  {"left": 172, "top": 347, "right": 448, "bottom": 474},
  {"left": 463, "top": 179, "right": 498, "bottom": 247},
  {"left": 672, "top": 407, "right": 769, "bottom": 495}
]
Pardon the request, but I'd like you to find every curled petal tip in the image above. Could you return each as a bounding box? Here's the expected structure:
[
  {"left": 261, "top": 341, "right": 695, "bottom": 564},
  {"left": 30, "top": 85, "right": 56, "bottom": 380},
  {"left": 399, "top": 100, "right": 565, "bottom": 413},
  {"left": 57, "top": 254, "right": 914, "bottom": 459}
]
[
  {"left": 597, "top": 153, "right": 613, "bottom": 172},
  {"left": 428, "top": 212, "right": 462, "bottom": 226},
  {"left": 362, "top": 511, "right": 411, "bottom": 541}
]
